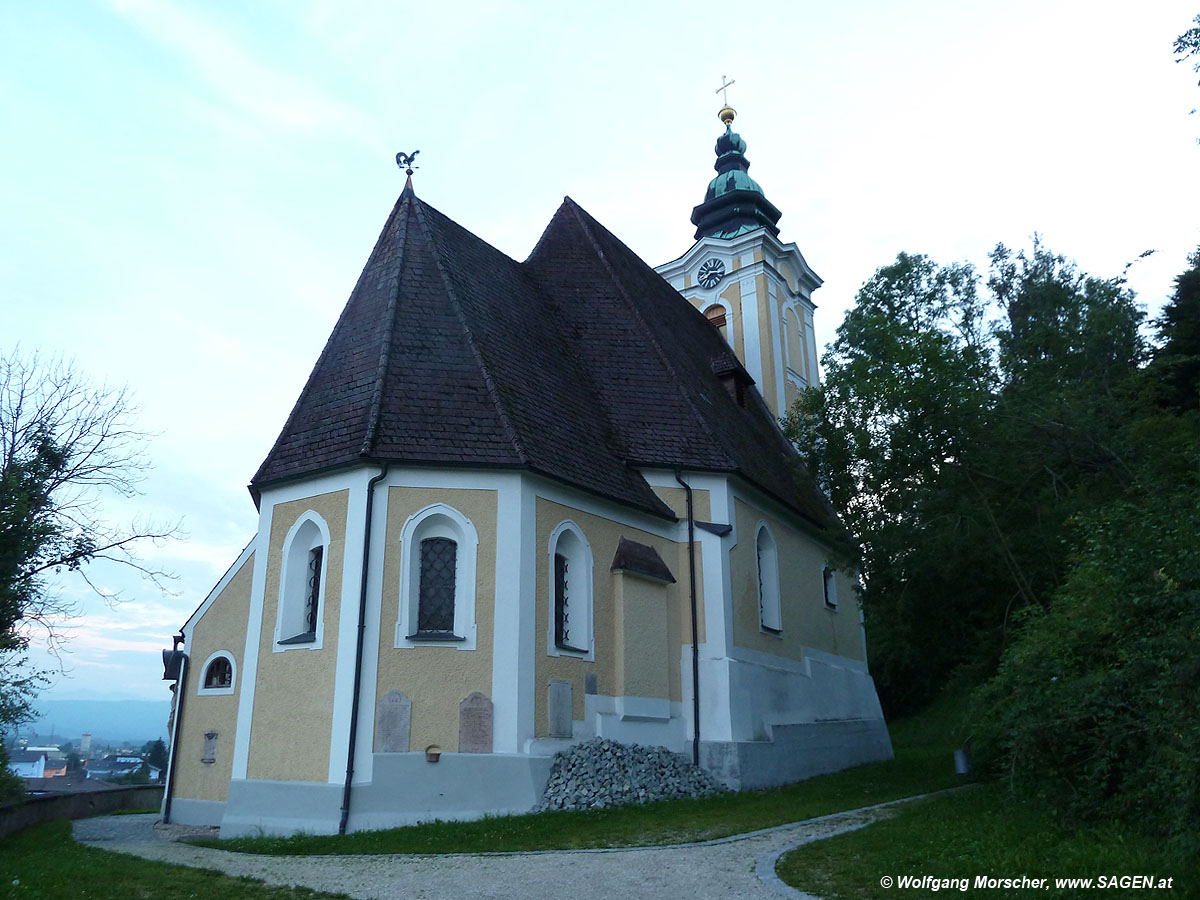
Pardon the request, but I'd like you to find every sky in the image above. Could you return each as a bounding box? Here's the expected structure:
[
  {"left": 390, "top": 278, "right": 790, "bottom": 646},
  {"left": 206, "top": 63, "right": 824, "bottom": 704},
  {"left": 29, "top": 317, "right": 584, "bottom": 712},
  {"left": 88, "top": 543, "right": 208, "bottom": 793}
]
[{"left": 2, "top": 0, "right": 1198, "bottom": 704}]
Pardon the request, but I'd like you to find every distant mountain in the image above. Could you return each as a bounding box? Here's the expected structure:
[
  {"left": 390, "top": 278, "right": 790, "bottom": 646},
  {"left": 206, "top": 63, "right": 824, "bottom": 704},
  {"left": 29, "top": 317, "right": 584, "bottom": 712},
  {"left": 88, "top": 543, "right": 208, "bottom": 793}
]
[{"left": 25, "top": 700, "right": 171, "bottom": 744}]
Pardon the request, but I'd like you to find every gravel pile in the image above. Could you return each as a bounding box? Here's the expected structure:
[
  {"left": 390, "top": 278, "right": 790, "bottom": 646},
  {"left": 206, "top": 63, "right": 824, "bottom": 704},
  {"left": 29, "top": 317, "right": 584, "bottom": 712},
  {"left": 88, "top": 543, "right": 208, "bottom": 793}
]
[{"left": 537, "top": 737, "right": 727, "bottom": 811}]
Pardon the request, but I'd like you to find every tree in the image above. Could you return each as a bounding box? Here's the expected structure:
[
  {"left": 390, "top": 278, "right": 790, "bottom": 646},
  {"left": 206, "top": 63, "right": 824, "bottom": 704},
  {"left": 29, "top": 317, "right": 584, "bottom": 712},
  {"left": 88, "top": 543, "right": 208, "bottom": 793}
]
[
  {"left": 788, "top": 243, "right": 1146, "bottom": 715},
  {"left": 0, "top": 351, "right": 175, "bottom": 798},
  {"left": 786, "top": 252, "right": 998, "bottom": 712},
  {"left": 1175, "top": 13, "right": 1200, "bottom": 84},
  {"left": 142, "top": 737, "right": 168, "bottom": 774}
]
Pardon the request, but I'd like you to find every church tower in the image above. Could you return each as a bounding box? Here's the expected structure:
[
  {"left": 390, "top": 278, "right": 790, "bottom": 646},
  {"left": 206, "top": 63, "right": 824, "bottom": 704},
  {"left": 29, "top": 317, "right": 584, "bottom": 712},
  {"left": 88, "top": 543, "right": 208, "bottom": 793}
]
[{"left": 656, "top": 103, "right": 822, "bottom": 419}]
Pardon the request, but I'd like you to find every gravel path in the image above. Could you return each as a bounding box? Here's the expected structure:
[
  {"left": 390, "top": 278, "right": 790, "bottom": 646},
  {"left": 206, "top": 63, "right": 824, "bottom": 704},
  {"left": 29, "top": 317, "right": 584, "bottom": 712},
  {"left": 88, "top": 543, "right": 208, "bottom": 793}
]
[{"left": 72, "top": 801, "right": 912, "bottom": 900}]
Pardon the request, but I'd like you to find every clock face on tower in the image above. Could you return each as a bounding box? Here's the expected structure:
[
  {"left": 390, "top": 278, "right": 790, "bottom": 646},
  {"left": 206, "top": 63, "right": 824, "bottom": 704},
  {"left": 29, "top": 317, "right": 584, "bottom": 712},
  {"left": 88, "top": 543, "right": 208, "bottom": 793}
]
[{"left": 697, "top": 258, "right": 725, "bottom": 288}]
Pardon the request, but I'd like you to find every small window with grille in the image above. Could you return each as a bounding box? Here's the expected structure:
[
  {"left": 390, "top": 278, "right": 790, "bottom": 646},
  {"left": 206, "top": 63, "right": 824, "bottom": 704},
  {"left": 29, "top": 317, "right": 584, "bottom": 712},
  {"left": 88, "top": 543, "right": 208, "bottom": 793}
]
[
  {"left": 554, "top": 551, "right": 587, "bottom": 652},
  {"left": 204, "top": 657, "right": 232, "bottom": 689},
  {"left": 276, "top": 512, "right": 330, "bottom": 649},
  {"left": 409, "top": 537, "right": 460, "bottom": 639},
  {"left": 823, "top": 564, "right": 838, "bottom": 609},
  {"left": 548, "top": 522, "right": 592, "bottom": 658},
  {"left": 757, "top": 523, "right": 782, "bottom": 634},
  {"left": 397, "top": 504, "right": 477, "bottom": 648}
]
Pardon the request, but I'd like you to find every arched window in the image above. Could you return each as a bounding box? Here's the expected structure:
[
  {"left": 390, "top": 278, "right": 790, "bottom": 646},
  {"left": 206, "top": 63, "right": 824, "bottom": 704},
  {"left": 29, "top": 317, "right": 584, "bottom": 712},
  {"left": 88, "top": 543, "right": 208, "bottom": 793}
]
[
  {"left": 198, "top": 651, "right": 236, "bottom": 695},
  {"left": 396, "top": 504, "right": 478, "bottom": 649},
  {"left": 704, "top": 304, "right": 728, "bottom": 339},
  {"left": 756, "top": 523, "right": 782, "bottom": 634},
  {"left": 548, "top": 521, "right": 594, "bottom": 658},
  {"left": 823, "top": 564, "right": 838, "bottom": 609},
  {"left": 276, "top": 511, "right": 331, "bottom": 649}
]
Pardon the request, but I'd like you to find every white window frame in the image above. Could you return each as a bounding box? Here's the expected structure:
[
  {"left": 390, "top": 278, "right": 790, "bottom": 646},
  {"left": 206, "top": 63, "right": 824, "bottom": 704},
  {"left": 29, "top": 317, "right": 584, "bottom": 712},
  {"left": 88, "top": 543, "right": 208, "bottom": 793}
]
[
  {"left": 274, "top": 510, "right": 332, "bottom": 652},
  {"left": 823, "top": 563, "right": 839, "bottom": 609},
  {"left": 547, "top": 520, "right": 594, "bottom": 660},
  {"left": 197, "top": 650, "right": 237, "bottom": 696},
  {"left": 395, "top": 503, "right": 479, "bottom": 650},
  {"left": 756, "top": 521, "right": 782, "bottom": 635}
]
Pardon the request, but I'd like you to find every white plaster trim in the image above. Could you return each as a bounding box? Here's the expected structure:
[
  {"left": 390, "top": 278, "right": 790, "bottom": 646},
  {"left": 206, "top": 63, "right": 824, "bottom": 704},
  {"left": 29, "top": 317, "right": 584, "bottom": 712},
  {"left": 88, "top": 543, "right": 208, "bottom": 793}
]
[
  {"left": 326, "top": 468, "right": 372, "bottom": 784},
  {"left": 196, "top": 650, "right": 237, "bottom": 696},
  {"left": 181, "top": 538, "right": 255, "bottom": 636},
  {"left": 394, "top": 502, "right": 479, "bottom": 651},
  {"left": 349, "top": 468, "right": 391, "bottom": 786},
  {"left": 527, "top": 473, "right": 677, "bottom": 540},
  {"left": 545, "top": 520, "right": 595, "bottom": 662},
  {"left": 231, "top": 513, "right": 273, "bottom": 780},
  {"left": 272, "top": 509, "right": 333, "bottom": 652},
  {"left": 767, "top": 281, "right": 787, "bottom": 415},
  {"left": 491, "top": 472, "right": 530, "bottom": 754},
  {"left": 739, "top": 276, "right": 764, "bottom": 388}
]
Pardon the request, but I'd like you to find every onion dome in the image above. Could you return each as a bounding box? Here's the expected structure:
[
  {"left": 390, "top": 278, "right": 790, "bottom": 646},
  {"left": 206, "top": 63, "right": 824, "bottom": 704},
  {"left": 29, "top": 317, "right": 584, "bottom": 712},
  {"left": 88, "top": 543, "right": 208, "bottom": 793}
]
[{"left": 690, "top": 109, "right": 782, "bottom": 240}]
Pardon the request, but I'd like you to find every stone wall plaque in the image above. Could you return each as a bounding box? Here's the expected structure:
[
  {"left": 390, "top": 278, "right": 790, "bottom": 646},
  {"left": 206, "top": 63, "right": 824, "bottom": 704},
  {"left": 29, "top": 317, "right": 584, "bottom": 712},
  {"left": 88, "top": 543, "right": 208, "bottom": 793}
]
[
  {"left": 458, "top": 691, "right": 493, "bottom": 753},
  {"left": 375, "top": 689, "right": 412, "bottom": 752},
  {"left": 201, "top": 731, "right": 218, "bottom": 765},
  {"left": 585, "top": 672, "right": 599, "bottom": 695},
  {"left": 549, "top": 680, "right": 573, "bottom": 738}
]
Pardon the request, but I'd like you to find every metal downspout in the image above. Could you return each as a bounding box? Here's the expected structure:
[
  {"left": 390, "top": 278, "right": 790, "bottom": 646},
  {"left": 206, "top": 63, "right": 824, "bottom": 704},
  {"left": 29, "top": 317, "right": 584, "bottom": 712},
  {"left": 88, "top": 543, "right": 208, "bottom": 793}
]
[
  {"left": 674, "top": 470, "right": 701, "bottom": 766},
  {"left": 339, "top": 462, "right": 390, "bottom": 835}
]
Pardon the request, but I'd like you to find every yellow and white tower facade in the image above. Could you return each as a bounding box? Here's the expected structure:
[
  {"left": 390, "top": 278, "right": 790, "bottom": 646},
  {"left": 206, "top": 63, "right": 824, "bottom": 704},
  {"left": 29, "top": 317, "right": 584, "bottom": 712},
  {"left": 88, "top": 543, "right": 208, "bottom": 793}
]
[{"left": 656, "top": 105, "right": 822, "bottom": 418}]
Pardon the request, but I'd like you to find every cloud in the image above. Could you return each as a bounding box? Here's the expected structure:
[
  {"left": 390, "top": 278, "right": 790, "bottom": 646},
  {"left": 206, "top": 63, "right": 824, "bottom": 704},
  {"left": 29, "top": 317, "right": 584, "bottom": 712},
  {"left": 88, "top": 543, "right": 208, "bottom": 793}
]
[{"left": 107, "top": 0, "right": 374, "bottom": 136}]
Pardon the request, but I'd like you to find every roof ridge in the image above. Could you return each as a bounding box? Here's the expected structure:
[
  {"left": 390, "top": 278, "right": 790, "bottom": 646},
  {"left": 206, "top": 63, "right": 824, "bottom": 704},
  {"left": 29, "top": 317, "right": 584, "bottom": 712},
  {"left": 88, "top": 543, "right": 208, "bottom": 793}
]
[
  {"left": 561, "top": 199, "right": 735, "bottom": 470},
  {"left": 411, "top": 200, "right": 531, "bottom": 467},
  {"left": 251, "top": 193, "right": 413, "bottom": 488},
  {"left": 359, "top": 192, "right": 411, "bottom": 456}
]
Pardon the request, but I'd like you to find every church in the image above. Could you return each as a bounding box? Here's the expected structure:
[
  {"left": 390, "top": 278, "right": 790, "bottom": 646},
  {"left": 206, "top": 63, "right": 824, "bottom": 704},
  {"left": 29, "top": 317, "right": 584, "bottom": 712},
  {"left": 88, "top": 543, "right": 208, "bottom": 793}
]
[{"left": 160, "top": 103, "right": 892, "bottom": 837}]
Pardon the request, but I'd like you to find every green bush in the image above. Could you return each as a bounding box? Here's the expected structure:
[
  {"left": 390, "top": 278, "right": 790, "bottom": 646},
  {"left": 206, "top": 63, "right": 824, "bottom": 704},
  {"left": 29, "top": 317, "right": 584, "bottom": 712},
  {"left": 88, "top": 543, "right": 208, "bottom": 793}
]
[{"left": 974, "top": 472, "right": 1200, "bottom": 858}]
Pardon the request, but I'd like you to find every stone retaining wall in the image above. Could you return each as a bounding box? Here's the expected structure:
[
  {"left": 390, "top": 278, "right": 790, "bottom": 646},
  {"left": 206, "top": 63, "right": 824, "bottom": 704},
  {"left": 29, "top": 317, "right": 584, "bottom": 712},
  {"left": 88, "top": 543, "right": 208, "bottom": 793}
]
[{"left": 0, "top": 785, "right": 164, "bottom": 840}]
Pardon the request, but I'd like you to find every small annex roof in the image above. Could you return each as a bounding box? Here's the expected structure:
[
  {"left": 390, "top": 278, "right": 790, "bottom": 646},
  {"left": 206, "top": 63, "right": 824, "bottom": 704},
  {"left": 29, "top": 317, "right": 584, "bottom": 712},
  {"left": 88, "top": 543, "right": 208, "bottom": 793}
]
[{"left": 252, "top": 183, "right": 835, "bottom": 531}]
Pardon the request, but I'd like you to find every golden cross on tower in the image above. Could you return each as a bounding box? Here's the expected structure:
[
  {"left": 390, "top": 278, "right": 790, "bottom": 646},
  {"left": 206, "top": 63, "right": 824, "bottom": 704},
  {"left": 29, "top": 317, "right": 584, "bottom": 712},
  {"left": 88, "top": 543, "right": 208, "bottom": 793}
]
[{"left": 715, "top": 75, "right": 736, "bottom": 106}]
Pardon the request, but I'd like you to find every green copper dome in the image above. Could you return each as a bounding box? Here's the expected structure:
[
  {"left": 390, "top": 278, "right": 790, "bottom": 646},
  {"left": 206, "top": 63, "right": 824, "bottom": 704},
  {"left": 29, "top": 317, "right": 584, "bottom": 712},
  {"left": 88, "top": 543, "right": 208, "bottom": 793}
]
[{"left": 690, "top": 124, "right": 781, "bottom": 240}]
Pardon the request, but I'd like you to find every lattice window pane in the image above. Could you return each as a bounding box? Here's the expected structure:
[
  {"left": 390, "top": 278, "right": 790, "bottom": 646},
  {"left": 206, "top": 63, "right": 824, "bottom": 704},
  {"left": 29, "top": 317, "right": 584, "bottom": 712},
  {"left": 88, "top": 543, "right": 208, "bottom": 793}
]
[
  {"left": 204, "top": 658, "right": 232, "bottom": 689},
  {"left": 418, "top": 537, "right": 457, "bottom": 633},
  {"left": 305, "top": 546, "right": 323, "bottom": 633},
  {"left": 554, "top": 552, "right": 569, "bottom": 646}
]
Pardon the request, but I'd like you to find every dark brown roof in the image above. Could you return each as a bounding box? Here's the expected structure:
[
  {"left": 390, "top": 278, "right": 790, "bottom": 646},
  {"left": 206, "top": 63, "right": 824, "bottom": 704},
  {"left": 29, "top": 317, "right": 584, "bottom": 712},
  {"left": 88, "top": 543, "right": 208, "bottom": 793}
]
[
  {"left": 611, "top": 537, "right": 676, "bottom": 583},
  {"left": 252, "top": 187, "right": 834, "bottom": 530}
]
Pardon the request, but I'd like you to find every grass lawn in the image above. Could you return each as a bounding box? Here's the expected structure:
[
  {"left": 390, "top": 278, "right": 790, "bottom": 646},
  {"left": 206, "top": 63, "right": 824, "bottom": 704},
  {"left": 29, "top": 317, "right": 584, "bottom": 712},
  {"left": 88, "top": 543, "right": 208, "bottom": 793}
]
[
  {"left": 0, "top": 819, "right": 353, "bottom": 900},
  {"left": 193, "top": 696, "right": 972, "bottom": 856},
  {"left": 775, "top": 783, "right": 1197, "bottom": 899}
]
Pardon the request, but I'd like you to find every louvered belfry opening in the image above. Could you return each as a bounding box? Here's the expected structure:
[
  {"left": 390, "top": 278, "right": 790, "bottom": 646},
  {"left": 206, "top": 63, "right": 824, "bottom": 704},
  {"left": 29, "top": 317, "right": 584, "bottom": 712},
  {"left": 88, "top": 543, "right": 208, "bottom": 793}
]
[{"left": 417, "top": 537, "right": 457, "bottom": 634}]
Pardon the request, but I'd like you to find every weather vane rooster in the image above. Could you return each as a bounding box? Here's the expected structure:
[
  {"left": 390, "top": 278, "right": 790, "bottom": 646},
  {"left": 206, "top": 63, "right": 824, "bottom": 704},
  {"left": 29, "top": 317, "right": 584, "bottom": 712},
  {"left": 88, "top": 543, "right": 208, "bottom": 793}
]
[{"left": 396, "top": 150, "right": 420, "bottom": 176}]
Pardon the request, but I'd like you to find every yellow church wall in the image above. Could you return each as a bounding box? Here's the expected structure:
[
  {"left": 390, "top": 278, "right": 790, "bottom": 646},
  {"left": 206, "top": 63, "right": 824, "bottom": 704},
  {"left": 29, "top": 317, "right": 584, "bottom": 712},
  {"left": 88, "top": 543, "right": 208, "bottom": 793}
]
[
  {"left": 612, "top": 574, "right": 670, "bottom": 700},
  {"left": 729, "top": 498, "right": 865, "bottom": 665},
  {"left": 533, "top": 498, "right": 703, "bottom": 737},
  {"left": 785, "top": 307, "right": 804, "bottom": 374},
  {"left": 721, "top": 281, "right": 747, "bottom": 361},
  {"left": 173, "top": 552, "right": 254, "bottom": 803},
  {"left": 779, "top": 260, "right": 798, "bottom": 293},
  {"left": 374, "top": 486, "right": 497, "bottom": 754},
  {"left": 247, "top": 490, "right": 349, "bottom": 783},
  {"left": 755, "top": 273, "right": 778, "bottom": 411},
  {"left": 785, "top": 378, "right": 801, "bottom": 413}
]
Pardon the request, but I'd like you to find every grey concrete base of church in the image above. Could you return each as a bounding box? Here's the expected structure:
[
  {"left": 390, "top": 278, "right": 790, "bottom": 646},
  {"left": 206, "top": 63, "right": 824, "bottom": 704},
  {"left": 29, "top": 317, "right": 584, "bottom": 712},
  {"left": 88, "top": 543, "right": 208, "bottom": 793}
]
[
  {"left": 221, "top": 779, "right": 345, "bottom": 837},
  {"left": 346, "top": 752, "right": 554, "bottom": 832},
  {"left": 217, "top": 753, "right": 555, "bottom": 837},
  {"left": 700, "top": 717, "right": 894, "bottom": 791},
  {"left": 165, "top": 797, "right": 225, "bottom": 827}
]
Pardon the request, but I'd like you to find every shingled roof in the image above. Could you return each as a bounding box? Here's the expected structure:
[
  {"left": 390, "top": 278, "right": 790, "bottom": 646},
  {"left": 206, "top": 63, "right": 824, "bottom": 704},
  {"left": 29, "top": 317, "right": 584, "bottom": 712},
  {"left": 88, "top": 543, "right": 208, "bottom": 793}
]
[{"left": 251, "top": 185, "right": 835, "bottom": 530}]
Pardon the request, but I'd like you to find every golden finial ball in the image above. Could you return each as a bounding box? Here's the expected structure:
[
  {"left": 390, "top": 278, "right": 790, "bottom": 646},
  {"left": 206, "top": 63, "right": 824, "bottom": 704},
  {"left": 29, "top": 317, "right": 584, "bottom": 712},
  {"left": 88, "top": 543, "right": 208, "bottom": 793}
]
[{"left": 718, "top": 106, "right": 736, "bottom": 126}]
